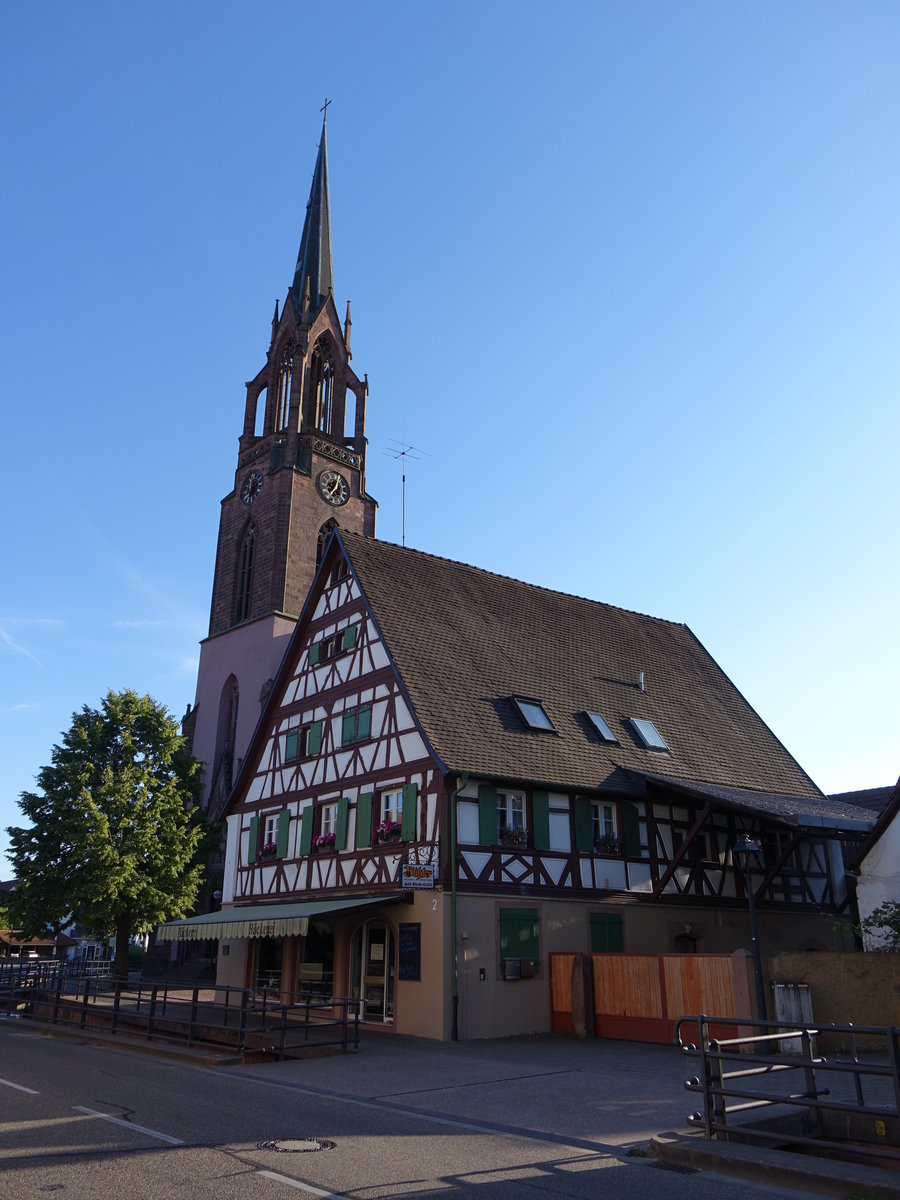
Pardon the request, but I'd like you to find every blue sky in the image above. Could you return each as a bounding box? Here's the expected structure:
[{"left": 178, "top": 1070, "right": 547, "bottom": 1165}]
[{"left": 2, "top": 2, "right": 898, "bottom": 867}]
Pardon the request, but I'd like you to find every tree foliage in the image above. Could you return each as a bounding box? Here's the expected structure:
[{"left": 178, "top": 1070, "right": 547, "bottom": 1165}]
[
  {"left": 6, "top": 690, "right": 207, "bottom": 975},
  {"left": 860, "top": 901, "right": 900, "bottom": 952}
]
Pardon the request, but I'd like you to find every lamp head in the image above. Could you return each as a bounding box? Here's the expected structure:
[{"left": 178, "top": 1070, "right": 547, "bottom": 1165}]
[{"left": 733, "top": 834, "right": 761, "bottom": 859}]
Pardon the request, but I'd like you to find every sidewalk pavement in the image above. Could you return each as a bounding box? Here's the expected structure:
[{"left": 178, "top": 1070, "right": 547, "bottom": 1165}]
[
  {"left": 241, "top": 1030, "right": 693, "bottom": 1149},
  {"left": 237, "top": 1031, "right": 900, "bottom": 1198}
]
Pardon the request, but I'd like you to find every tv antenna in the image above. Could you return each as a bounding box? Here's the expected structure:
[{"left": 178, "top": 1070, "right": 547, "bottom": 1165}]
[{"left": 384, "top": 438, "right": 432, "bottom": 547}]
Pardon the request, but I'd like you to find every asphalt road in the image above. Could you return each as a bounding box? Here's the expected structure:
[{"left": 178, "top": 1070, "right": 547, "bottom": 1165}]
[{"left": 0, "top": 1022, "right": 828, "bottom": 1200}]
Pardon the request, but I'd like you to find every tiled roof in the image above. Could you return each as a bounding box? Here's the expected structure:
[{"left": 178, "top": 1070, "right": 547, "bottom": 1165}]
[
  {"left": 637, "top": 774, "right": 873, "bottom": 824},
  {"left": 827, "top": 786, "right": 895, "bottom": 815},
  {"left": 341, "top": 533, "right": 825, "bottom": 804}
]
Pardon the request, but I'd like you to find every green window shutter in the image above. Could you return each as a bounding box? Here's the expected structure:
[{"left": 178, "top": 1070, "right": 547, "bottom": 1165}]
[
  {"left": 298, "top": 806, "right": 314, "bottom": 856},
  {"left": 574, "top": 797, "right": 594, "bottom": 852},
  {"left": 335, "top": 797, "right": 349, "bottom": 850},
  {"left": 532, "top": 791, "right": 550, "bottom": 850},
  {"left": 357, "top": 705, "right": 371, "bottom": 740},
  {"left": 342, "top": 624, "right": 359, "bottom": 650},
  {"left": 401, "top": 783, "right": 418, "bottom": 842},
  {"left": 342, "top": 712, "right": 356, "bottom": 745},
  {"left": 309, "top": 641, "right": 321, "bottom": 666},
  {"left": 590, "top": 912, "right": 624, "bottom": 953},
  {"left": 284, "top": 729, "right": 299, "bottom": 762},
  {"left": 356, "top": 792, "right": 374, "bottom": 848},
  {"left": 623, "top": 802, "right": 641, "bottom": 856},
  {"left": 247, "top": 815, "right": 259, "bottom": 864},
  {"left": 276, "top": 808, "right": 291, "bottom": 857},
  {"left": 308, "top": 720, "right": 322, "bottom": 755},
  {"left": 478, "top": 785, "right": 498, "bottom": 845},
  {"left": 500, "top": 908, "right": 539, "bottom": 966}
]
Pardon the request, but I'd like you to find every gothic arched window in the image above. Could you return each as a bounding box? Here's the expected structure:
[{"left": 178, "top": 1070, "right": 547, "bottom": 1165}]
[
  {"left": 275, "top": 348, "right": 293, "bottom": 431},
  {"left": 235, "top": 524, "right": 256, "bottom": 623},
  {"left": 316, "top": 518, "right": 337, "bottom": 568},
  {"left": 311, "top": 338, "right": 334, "bottom": 435}
]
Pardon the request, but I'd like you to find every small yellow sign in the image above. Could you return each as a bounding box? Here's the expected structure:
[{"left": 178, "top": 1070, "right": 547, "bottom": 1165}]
[{"left": 875, "top": 1119, "right": 886, "bottom": 1137}]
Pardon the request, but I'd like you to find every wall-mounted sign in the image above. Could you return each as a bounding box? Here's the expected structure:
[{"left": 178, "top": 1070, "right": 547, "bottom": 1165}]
[{"left": 400, "top": 863, "right": 437, "bottom": 889}]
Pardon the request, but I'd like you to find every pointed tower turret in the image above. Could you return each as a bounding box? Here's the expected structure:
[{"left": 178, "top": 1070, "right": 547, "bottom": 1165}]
[{"left": 291, "top": 116, "right": 334, "bottom": 318}]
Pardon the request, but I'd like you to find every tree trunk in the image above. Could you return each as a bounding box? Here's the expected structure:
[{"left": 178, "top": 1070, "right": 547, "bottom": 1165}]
[{"left": 114, "top": 910, "right": 131, "bottom": 981}]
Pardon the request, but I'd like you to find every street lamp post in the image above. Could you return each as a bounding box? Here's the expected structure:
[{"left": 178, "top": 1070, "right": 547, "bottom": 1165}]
[{"left": 733, "top": 834, "right": 768, "bottom": 1022}]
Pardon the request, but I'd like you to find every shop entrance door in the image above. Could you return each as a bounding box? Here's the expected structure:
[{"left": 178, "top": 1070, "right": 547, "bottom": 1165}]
[{"left": 350, "top": 920, "right": 395, "bottom": 1023}]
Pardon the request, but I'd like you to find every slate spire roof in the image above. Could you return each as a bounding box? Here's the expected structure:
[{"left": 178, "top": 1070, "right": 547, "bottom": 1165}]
[
  {"left": 291, "top": 115, "right": 334, "bottom": 316},
  {"left": 338, "top": 532, "right": 831, "bottom": 808}
]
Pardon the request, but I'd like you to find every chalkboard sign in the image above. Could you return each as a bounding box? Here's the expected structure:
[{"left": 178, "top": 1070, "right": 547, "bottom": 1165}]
[{"left": 398, "top": 922, "right": 421, "bottom": 981}]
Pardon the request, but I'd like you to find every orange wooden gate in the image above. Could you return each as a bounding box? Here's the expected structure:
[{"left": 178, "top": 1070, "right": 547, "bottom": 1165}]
[{"left": 550, "top": 952, "right": 741, "bottom": 1043}]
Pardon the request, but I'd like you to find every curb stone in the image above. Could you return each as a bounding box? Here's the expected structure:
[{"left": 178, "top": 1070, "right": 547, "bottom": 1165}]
[{"left": 651, "top": 1131, "right": 900, "bottom": 1199}]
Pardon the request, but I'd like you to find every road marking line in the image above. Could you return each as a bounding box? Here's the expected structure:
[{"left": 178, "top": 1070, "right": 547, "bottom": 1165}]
[
  {"left": 0, "top": 1076, "right": 38, "bottom": 1095},
  {"left": 257, "top": 1171, "right": 344, "bottom": 1198},
  {"left": 72, "top": 1106, "right": 185, "bottom": 1145}
]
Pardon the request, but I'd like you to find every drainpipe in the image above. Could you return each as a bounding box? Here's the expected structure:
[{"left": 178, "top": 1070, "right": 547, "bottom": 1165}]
[{"left": 450, "top": 772, "right": 469, "bottom": 1041}]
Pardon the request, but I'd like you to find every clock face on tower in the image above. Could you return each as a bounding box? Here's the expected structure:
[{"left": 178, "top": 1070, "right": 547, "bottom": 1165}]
[
  {"left": 241, "top": 470, "right": 264, "bottom": 505},
  {"left": 317, "top": 469, "right": 350, "bottom": 506}
]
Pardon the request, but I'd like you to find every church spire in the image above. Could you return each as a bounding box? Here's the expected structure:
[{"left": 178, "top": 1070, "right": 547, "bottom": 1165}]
[{"left": 291, "top": 113, "right": 334, "bottom": 318}]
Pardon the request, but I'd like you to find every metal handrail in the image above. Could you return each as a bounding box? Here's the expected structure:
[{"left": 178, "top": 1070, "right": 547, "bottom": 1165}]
[{"left": 677, "top": 1013, "right": 900, "bottom": 1165}]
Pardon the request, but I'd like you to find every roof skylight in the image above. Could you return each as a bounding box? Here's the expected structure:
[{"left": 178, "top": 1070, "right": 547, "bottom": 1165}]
[
  {"left": 586, "top": 712, "right": 618, "bottom": 743},
  {"left": 513, "top": 697, "right": 555, "bottom": 732},
  {"left": 629, "top": 718, "right": 669, "bottom": 751}
]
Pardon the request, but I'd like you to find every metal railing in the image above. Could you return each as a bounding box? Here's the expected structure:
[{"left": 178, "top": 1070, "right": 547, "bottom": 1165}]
[
  {"left": 18, "top": 975, "right": 360, "bottom": 1059},
  {"left": 0, "top": 959, "right": 114, "bottom": 1014},
  {"left": 676, "top": 1013, "right": 900, "bottom": 1166}
]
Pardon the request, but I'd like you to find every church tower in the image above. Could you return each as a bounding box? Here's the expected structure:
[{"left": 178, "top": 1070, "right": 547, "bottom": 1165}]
[{"left": 188, "top": 115, "right": 377, "bottom": 816}]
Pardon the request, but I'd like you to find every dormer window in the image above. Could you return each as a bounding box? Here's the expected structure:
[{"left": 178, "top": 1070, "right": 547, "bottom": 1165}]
[
  {"left": 586, "top": 712, "right": 618, "bottom": 744},
  {"left": 513, "top": 697, "right": 555, "bottom": 731},
  {"left": 629, "top": 718, "right": 669, "bottom": 751}
]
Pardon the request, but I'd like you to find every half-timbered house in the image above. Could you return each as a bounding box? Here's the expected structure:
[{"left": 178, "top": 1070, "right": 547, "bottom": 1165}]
[{"left": 161, "top": 531, "right": 872, "bottom": 1039}]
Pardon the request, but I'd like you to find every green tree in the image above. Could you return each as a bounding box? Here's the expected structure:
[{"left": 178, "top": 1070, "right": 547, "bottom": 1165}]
[
  {"left": 860, "top": 901, "right": 900, "bottom": 952},
  {"left": 6, "top": 690, "right": 206, "bottom": 978}
]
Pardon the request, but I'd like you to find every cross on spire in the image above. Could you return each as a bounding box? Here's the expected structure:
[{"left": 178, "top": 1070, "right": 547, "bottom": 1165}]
[{"left": 320, "top": 97, "right": 332, "bottom": 123}]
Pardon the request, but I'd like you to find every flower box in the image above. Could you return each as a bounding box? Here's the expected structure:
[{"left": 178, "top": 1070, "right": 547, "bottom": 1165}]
[
  {"left": 594, "top": 836, "right": 622, "bottom": 855},
  {"left": 373, "top": 820, "right": 403, "bottom": 845},
  {"left": 257, "top": 842, "right": 277, "bottom": 861},
  {"left": 313, "top": 832, "right": 336, "bottom": 851}
]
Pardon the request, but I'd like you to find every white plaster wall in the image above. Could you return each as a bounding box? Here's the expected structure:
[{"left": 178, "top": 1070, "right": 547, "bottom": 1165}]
[{"left": 856, "top": 817, "right": 900, "bottom": 949}]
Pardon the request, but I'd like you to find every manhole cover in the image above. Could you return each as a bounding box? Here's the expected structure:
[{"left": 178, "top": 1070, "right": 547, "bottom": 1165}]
[{"left": 257, "top": 1138, "right": 335, "bottom": 1154}]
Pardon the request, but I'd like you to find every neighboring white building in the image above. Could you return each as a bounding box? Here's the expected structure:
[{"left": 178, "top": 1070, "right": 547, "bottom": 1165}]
[{"left": 852, "top": 781, "right": 900, "bottom": 949}]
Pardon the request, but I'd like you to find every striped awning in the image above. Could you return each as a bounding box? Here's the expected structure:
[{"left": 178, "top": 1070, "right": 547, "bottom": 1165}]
[{"left": 156, "top": 895, "right": 397, "bottom": 942}]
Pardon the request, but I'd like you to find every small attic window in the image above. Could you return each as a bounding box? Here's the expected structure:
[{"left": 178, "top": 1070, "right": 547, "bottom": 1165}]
[
  {"left": 629, "top": 718, "right": 669, "bottom": 751},
  {"left": 587, "top": 712, "right": 618, "bottom": 744},
  {"left": 513, "top": 697, "right": 555, "bottom": 732}
]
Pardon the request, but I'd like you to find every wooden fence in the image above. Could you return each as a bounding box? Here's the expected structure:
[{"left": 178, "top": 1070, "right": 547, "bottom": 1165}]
[{"left": 550, "top": 951, "right": 744, "bottom": 1043}]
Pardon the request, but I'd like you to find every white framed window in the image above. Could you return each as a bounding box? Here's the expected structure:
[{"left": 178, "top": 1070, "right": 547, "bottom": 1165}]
[
  {"left": 321, "top": 803, "right": 337, "bottom": 838},
  {"left": 592, "top": 802, "right": 618, "bottom": 849},
  {"left": 264, "top": 814, "right": 278, "bottom": 845},
  {"left": 498, "top": 792, "right": 526, "bottom": 844},
  {"left": 381, "top": 790, "right": 403, "bottom": 823}
]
